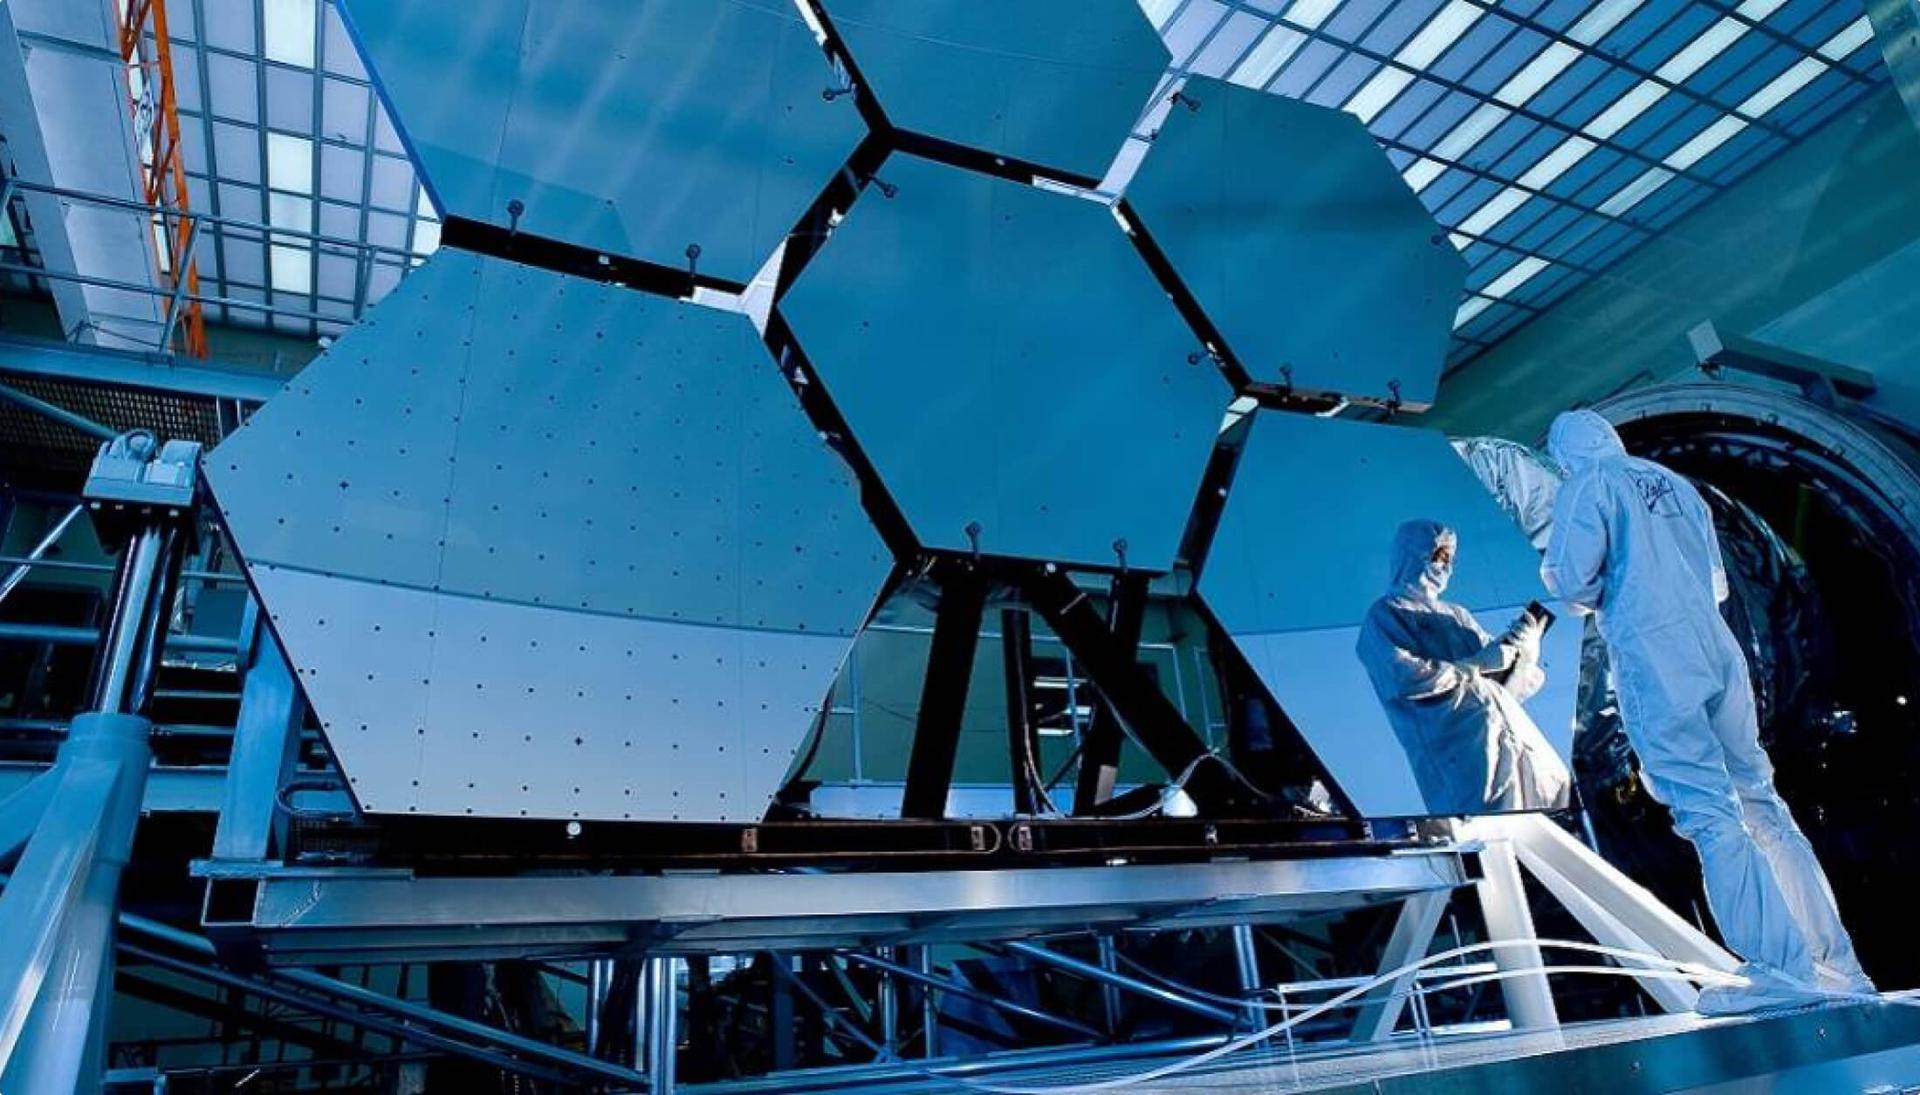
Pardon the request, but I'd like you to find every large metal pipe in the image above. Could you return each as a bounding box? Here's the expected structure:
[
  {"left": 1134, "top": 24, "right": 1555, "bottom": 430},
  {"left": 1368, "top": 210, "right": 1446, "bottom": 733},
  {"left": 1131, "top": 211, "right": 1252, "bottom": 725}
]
[
  {"left": 0, "top": 482, "right": 187, "bottom": 1088},
  {"left": 644, "top": 955, "right": 678, "bottom": 1094},
  {"left": 876, "top": 945, "right": 900, "bottom": 1053},
  {"left": 586, "top": 957, "right": 610, "bottom": 1057},
  {"left": 86, "top": 525, "right": 174, "bottom": 715}
]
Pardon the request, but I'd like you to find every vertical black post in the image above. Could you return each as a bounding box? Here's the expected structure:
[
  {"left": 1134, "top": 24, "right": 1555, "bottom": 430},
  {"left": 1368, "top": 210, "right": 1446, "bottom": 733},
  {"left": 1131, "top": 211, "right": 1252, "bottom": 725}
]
[
  {"left": 901, "top": 562, "right": 989, "bottom": 820},
  {"left": 1000, "top": 607, "right": 1040, "bottom": 814},
  {"left": 426, "top": 964, "right": 494, "bottom": 1092},
  {"left": 1073, "top": 573, "right": 1150, "bottom": 815},
  {"left": 768, "top": 954, "right": 796, "bottom": 1072}
]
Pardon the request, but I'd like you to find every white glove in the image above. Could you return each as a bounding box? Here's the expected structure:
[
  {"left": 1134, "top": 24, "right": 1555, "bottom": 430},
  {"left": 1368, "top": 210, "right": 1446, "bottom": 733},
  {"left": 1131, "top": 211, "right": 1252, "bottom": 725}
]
[
  {"left": 1504, "top": 612, "right": 1544, "bottom": 660},
  {"left": 1460, "top": 640, "right": 1516, "bottom": 674},
  {"left": 1505, "top": 635, "right": 1546, "bottom": 701}
]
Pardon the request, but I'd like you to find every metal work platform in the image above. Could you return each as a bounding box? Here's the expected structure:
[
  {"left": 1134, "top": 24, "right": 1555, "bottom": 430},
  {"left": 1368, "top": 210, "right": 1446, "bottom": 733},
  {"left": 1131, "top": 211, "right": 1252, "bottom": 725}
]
[
  {"left": 824, "top": 999, "right": 1920, "bottom": 1094},
  {"left": 202, "top": 850, "right": 1465, "bottom": 966}
]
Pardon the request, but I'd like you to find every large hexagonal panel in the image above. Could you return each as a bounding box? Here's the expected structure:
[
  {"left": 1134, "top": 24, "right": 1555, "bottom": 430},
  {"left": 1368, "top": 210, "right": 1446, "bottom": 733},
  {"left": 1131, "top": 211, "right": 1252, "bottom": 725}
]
[
  {"left": 820, "top": 0, "right": 1168, "bottom": 181},
  {"left": 780, "top": 155, "right": 1229, "bottom": 572},
  {"left": 1197, "top": 412, "right": 1578, "bottom": 817},
  {"left": 1127, "top": 78, "right": 1465, "bottom": 408},
  {"left": 339, "top": 0, "right": 865, "bottom": 283},
  {"left": 206, "top": 251, "right": 891, "bottom": 822}
]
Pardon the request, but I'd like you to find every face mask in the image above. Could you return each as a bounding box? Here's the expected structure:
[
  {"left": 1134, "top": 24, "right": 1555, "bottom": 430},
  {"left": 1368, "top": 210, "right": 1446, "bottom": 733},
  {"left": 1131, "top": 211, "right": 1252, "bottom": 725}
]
[{"left": 1422, "top": 559, "right": 1452, "bottom": 595}]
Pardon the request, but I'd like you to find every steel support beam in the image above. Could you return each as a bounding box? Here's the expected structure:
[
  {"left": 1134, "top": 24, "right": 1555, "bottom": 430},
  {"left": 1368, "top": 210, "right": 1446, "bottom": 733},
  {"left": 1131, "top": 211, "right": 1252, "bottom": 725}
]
[
  {"left": 0, "top": 335, "right": 286, "bottom": 402},
  {"left": 644, "top": 955, "right": 678, "bottom": 1094},
  {"left": 919, "top": 945, "right": 940, "bottom": 1058},
  {"left": 118, "top": 943, "right": 580, "bottom": 1088},
  {"left": 769, "top": 953, "right": 891, "bottom": 1063},
  {"left": 1231, "top": 924, "right": 1263, "bottom": 1031},
  {"left": 0, "top": 621, "right": 237, "bottom": 654},
  {"left": 155, "top": 219, "right": 202, "bottom": 354},
  {"left": 1021, "top": 568, "right": 1235, "bottom": 810},
  {"left": 0, "top": 483, "right": 187, "bottom": 1090},
  {"left": 902, "top": 563, "right": 990, "bottom": 820},
  {"left": 0, "top": 503, "right": 84, "bottom": 610},
  {"left": 0, "top": 762, "right": 228, "bottom": 815},
  {"left": 842, "top": 950, "right": 1104, "bottom": 1042},
  {"left": 208, "top": 626, "right": 302, "bottom": 862},
  {"left": 999, "top": 939, "right": 1238, "bottom": 1026},
  {"left": 586, "top": 958, "right": 612, "bottom": 1058},
  {"left": 0, "top": 772, "right": 54, "bottom": 866},
  {"left": 1095, "top": 935, "right": 1123, "bottom": 1035},
  {"left": 1480, "top": 813, "right": 1736, "bottom": 1010},
  {"left": 117, "top": 913, "right": 651, "bottom": 1089},
  {"left": 219, "top": 853, "right": 1466, "bottom": 965},
  {"left": 877, "top": 945, "right": 901, "bottom": 1054},
  {"left": 1000, "top": 607, "right": 1041, "bottom": 815},
  {"left": 1073, "top": 572, "right": 1150, "bottom": 814},
  {"left": 1348, "top": 889, "right": 1450, "bottom": 1042},
  {"left": 1474, "top": 833, "right": 1559, "bottom": 1031}
]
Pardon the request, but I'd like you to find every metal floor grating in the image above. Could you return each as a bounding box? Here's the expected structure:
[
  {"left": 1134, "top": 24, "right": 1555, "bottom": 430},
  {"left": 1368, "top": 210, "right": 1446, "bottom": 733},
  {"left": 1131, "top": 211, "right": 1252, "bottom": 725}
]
[{"left": 0, "top": 369, "right": 225, "bottom": 482}]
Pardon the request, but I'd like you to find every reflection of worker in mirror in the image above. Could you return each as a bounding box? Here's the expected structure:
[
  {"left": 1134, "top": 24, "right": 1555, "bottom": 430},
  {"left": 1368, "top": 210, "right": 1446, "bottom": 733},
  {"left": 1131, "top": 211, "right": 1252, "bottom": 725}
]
[
  {"left": 1356, "top": 519, "right": 1572, "bottom": 815},
  {"left": 1543, "top": 410, "right": 1872, "bottom": 1014}
]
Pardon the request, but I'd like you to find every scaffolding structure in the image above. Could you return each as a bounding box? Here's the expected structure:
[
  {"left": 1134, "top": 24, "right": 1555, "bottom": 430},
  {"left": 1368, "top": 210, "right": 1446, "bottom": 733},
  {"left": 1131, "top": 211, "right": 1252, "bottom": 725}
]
[{"left": 114, "top": 0, "right": 207, "bottom": 357}]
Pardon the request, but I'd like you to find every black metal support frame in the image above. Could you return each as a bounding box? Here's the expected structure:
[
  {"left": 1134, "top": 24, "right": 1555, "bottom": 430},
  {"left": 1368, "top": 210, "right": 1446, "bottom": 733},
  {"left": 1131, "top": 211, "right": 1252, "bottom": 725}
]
[
  {"left": 902, "top": 560, "right": 992, "bottom": 819},
  {"left": 1073, "top": 571, "right": 1151, "bottom": 815},
  {"left": 1001, "top": 606, "right": 1043, "bottom": 815},
  {"left": 1020, "top": 567, "right": 1236, "bottom": 812}
]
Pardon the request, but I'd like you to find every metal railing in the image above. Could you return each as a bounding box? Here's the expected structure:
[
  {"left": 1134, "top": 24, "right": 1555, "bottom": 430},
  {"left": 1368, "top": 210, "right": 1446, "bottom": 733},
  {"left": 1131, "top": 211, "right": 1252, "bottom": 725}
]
[{"left": 0, "top": 177, "right": 419, "bottom": 349}]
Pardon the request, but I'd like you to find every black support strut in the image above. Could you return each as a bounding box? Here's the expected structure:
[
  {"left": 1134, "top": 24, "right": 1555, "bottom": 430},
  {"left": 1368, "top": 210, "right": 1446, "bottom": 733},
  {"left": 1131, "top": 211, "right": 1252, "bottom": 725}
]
[
  {"left": 1000, "top": 607, "right": 1043, "bottom": 815},
  {"left": 1020, "top": 568, "right": 1237, "bottom": 812},
  {"left": 1072, "top": 572, "right": 1150, "bottom": 815},
  {"left": 901, "top": 562, "right": 990, "bottom": 820}
]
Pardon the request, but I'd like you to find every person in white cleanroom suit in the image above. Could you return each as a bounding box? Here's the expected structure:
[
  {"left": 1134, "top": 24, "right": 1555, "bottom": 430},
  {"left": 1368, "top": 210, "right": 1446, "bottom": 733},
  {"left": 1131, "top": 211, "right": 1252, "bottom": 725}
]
[
  {"left": 1542, "top": 409, "right": 1873, "bottom": 1014},
  {"left": 1357, "top": 519, "right": 1570, "bottom": 815}
]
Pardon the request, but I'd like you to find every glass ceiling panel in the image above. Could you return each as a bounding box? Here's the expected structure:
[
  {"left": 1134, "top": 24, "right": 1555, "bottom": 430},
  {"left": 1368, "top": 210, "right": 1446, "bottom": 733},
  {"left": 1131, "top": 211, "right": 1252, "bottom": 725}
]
[
  {"left": 1143, "top": 0, "right": 1889, "bottom": 374},
  {"left": 154, "top": 0, "right": 1887, "bottom": 354},
  {"left": 166, "top": 0, "right": 438, "bottom": 340}
]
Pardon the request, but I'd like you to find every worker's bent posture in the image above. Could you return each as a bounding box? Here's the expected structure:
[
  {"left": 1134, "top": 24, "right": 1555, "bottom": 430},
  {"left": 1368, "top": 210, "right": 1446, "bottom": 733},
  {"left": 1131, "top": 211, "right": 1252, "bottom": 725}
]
[
  {"left": 1357, "top": 519, "right": 1569, "bottom": 815},
  {"left": 1543, "top": 410, "right": 1872, "bottom": 1015}
]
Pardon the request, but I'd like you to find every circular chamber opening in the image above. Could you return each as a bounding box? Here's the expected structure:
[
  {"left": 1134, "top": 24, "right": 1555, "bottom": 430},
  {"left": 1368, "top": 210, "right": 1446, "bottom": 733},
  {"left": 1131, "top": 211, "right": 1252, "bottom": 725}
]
[
  {"left": 1599, "top": 384, "right": 1920, "bottom": 746},
  {"left": 1592, "top": 382, "right": 1920, "bottom": 983}
]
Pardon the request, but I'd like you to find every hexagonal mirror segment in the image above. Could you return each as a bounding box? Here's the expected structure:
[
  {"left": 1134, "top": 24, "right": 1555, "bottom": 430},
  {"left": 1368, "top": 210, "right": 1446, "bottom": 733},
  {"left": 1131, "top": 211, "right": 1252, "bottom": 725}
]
[
  {"left": 340, "top": 0, "right": 866, "bottom": 283},
  {"left": 820, "top": 0, "right": 1168, "bottom": 181},
  {"left": 1126, "top": 77, "right": 1465, "bottom": 408},
  {"left": 1196, "top": 411, "right": 1578, "bottom": 817},
  {"left": 780, "top": 155, "right": 1230, "bottom": 573},
  {"left": 206, "top": 251, "right": 891, "bottom": 822}
]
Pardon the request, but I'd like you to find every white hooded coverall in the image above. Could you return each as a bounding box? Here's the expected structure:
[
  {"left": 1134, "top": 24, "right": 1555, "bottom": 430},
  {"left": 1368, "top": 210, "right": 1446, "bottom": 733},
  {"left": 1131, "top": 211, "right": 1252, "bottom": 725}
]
[
  {"left": 1542, "top": 410, "right": 1868, "bottom": 991},
  {"left": 1357, "top": 519, "right": 1570, "bottom": 815}
]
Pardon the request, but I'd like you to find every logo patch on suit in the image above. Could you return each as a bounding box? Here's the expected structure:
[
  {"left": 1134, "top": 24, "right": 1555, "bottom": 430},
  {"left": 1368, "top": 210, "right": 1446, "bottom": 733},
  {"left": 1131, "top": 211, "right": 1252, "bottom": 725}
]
[{"left": 1626, "top": 468, "right": 1684, "bottom": 517}]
